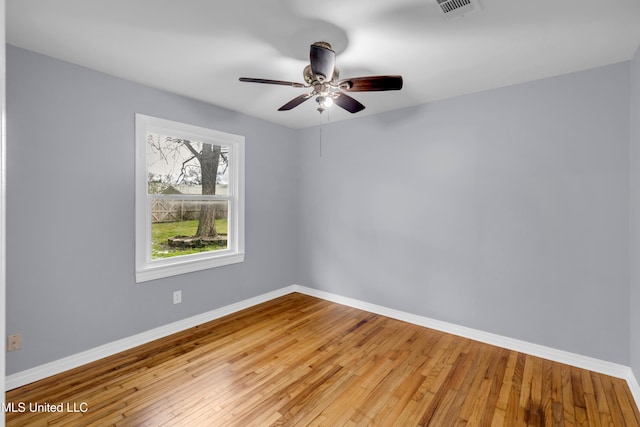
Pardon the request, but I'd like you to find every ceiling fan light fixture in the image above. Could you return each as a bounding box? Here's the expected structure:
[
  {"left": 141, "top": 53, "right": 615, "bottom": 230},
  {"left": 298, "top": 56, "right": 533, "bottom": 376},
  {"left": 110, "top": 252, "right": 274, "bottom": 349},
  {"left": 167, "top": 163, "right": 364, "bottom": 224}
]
[
  {"left": 316, "top": 95, "right": 333, "bottom": 113},
  {"left": 322, "top": 96, "right": 333, "bottom": 108}
]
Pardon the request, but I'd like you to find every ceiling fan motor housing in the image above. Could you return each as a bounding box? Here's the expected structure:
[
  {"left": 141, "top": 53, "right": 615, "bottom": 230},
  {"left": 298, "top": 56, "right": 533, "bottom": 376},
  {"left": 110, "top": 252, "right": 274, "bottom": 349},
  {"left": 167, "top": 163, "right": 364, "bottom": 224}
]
[{"left": 303, "top": 65, "right": 339, "bottom": 85}]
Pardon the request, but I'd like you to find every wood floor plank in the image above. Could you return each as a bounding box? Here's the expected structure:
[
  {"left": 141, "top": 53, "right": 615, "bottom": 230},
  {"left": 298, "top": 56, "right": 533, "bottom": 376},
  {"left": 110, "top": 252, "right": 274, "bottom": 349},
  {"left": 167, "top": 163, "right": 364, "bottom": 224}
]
[
  {"left": 491, "top": 350, "right": 519, "bottom": 425},
  {"left": 562, "top": 363, "right": 578, "bottom": 426},
  {"left": 5, "top": 293, "right": 639, "bottom": 426},
  {"left": 549, "top": 360, "right": 565, "bottom": 427},
  {"left": 479, "top": 347, "right": 510, "bottom": 427}
]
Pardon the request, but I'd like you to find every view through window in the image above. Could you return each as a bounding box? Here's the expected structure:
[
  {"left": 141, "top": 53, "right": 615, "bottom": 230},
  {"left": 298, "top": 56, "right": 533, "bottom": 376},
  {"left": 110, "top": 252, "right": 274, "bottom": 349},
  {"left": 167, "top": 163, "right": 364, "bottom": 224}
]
[{"left": 135, "top": 115, "right": 244, "bottom": 282}]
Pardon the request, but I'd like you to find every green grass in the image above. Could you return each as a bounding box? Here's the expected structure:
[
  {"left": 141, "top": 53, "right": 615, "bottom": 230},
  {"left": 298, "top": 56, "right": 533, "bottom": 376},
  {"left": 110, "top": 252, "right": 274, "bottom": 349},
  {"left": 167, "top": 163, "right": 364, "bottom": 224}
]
[{"left": 151, "top": 219, "right": 228, "bottom": 259}]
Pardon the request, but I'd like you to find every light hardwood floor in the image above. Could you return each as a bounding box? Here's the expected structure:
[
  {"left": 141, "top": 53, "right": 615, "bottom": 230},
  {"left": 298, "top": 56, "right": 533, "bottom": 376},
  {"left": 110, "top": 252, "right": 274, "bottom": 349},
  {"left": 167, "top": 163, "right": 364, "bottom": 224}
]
[{"left": 6, "top": 293, "right": 640, "bottom": 426}]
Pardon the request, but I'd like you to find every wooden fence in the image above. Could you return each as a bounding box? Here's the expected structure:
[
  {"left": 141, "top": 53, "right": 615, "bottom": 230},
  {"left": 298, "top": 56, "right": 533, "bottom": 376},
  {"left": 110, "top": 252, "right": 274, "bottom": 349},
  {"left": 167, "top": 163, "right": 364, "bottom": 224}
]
[{"left": 151, "top": 200, "right": 228, "bottom": 223}]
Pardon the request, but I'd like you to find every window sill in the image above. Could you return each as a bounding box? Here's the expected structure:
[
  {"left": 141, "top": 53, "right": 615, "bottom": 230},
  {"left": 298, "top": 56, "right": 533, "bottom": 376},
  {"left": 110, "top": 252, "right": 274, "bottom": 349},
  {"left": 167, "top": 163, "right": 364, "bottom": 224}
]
[{"left": 136, "top": 252, "right": 245, "bottom": 283}]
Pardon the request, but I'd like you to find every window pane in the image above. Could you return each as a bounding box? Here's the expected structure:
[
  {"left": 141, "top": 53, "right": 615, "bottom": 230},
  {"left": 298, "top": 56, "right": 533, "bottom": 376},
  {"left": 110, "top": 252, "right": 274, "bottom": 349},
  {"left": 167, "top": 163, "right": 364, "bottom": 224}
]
[
  {"left": 151, "top": 199, "right": 229, "bottom": 260},
  {"left": 146, "top": 133, "right": 229, "bottom": 196}
]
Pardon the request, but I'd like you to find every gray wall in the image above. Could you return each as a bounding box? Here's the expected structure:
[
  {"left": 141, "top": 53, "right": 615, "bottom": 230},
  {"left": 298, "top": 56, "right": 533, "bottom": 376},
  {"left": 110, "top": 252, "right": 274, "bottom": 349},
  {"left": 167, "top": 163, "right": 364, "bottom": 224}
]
[
  {"left": 296, "top": 63, "right": 631, "bottom": 364},
  {"left": 6, "top": 45, "right": 299, "bottom": 374},
  {"left": 631, "top": 45, "right": 640, "bottom": 379}
]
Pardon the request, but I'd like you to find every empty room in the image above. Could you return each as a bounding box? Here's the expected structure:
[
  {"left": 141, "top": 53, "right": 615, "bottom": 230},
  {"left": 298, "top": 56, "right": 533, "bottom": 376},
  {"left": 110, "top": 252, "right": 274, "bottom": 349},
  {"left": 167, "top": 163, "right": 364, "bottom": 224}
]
[{"left": 3, "top": 0, "right": 640, "bottom": 425}]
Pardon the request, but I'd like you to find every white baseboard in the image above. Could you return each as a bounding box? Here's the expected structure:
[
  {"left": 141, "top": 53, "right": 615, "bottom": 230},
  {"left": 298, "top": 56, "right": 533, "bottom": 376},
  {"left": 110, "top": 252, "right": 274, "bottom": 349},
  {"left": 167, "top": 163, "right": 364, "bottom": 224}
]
[
  {"left": 5, "top": 286, "right": 297, "bottom": 391},
  {"left": 629, "top": 372, "right": 640, "bottom": 410},
  {"left": 6, "top": 283, "right": 640, "bottom": 412}
]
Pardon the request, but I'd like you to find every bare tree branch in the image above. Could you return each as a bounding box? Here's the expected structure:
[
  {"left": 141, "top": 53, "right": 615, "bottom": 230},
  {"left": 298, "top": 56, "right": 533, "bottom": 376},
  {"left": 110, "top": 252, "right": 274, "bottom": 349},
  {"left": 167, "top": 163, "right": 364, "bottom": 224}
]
[
  {"left": 176, "top": 155, "right": 197, "bottom": 184},
  {"left": 179, "top": 139, "right": 201, "bottom": 159}
]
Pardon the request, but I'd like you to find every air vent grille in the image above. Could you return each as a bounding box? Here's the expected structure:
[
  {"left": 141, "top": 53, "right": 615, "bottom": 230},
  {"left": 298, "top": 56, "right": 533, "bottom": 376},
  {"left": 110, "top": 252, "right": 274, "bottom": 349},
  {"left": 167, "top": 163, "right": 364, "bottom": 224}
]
[
  {"left": 435, "top": 0, "right": 481, "bottom": 18},
  {"left": 438, "top": 0, "right": 470, "bottom": 13}
]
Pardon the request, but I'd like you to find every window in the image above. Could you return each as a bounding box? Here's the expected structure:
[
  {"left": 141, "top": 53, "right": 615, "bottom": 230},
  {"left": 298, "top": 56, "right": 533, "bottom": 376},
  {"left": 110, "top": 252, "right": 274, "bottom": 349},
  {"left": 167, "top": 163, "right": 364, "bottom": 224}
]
[{"left": 135, "top": 114, "right": 245, "bottom": 282}]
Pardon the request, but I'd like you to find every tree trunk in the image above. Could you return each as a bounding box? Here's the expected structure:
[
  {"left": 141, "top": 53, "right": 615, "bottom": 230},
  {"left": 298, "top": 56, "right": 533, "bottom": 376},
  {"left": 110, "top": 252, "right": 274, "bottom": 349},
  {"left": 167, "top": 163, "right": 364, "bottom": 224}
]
[{"left": 195, "top": 143, "right": 221, "bottom": 237}]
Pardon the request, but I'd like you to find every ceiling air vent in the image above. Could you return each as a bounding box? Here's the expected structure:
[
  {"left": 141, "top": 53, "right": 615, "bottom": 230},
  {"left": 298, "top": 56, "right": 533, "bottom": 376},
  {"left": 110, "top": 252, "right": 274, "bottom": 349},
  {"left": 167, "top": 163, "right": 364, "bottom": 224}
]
[{"left": 435, "top": 0, "right": 482, "bottom": 19}]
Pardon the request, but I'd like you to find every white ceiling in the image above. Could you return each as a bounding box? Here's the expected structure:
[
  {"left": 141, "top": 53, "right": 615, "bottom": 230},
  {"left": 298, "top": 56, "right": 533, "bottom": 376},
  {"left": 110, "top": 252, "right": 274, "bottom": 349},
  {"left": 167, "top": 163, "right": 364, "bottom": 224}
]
[{"left": 7, "top": 0, "right": 640, "bottom": 129}]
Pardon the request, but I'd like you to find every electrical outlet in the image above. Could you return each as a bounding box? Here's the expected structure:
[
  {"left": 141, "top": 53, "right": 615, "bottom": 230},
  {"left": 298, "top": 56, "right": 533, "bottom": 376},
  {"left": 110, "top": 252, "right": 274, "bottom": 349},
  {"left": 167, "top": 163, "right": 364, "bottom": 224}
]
[
  {"left": 173, "top": 290, "right": 182, "bottom": 304},
  {"left": 8, "top": 333, "right": 21, "bottom": 351}
]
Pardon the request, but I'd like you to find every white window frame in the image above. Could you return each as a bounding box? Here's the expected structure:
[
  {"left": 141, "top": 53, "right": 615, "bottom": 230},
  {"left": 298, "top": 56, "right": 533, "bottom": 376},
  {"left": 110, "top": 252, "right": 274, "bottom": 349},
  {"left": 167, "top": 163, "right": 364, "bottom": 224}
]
[{"left": 135, "top": 114, "right": 245, "bottom": 283}]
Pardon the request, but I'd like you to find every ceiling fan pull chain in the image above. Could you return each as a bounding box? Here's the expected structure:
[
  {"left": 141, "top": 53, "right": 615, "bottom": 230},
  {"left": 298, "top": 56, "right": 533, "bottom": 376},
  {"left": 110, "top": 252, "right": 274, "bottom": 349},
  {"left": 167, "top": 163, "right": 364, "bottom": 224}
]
[{"left": 319, "top": 116, "right": 323, "bottom": 158}]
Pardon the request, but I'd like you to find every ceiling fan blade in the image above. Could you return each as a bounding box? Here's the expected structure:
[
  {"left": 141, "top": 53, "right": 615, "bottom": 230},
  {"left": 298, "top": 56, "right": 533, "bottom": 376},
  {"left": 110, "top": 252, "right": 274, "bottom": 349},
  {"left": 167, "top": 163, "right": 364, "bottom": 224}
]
[
  {"left": 338, "top": 75, "right": 403, "bottom": 92},
  {"left": 239, "top": 77, "right": 306, "bottom": 88},
  {"left": 309, "top": 43, "right": 335, "bottom": 82},
  {"left": 278, "top": 94, "right": 312, "bottom": 111},
  {"left": 334, "top": 93, "right": 366, "bottom": 114}
]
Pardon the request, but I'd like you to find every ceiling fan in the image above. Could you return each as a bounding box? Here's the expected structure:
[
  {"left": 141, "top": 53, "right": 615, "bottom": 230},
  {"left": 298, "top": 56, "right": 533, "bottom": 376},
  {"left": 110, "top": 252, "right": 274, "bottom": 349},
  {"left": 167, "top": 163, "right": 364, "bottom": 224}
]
[{"left": 239, "top": 42, "right": 403, "bottom": 114}]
